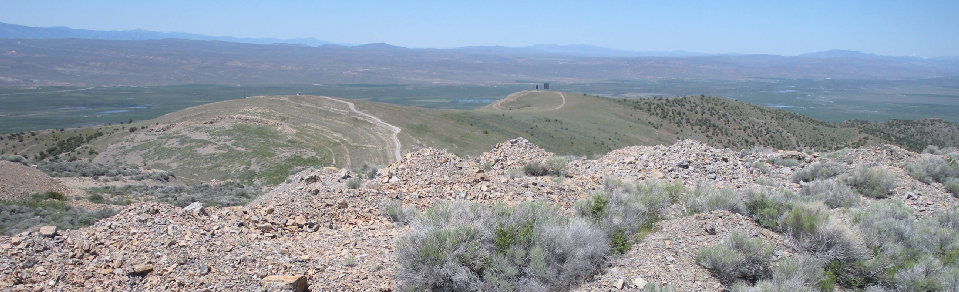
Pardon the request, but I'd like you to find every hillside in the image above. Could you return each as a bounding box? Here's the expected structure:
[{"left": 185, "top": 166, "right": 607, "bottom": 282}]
[
  {"left": 4, "top": 91, "right": 958, "bottom": 186},
  {"left": 90, "top": 95, "right": 400, "bottom": 186},
  {"left": 1, "top": 138, "right": 957, "bottom": 290}
]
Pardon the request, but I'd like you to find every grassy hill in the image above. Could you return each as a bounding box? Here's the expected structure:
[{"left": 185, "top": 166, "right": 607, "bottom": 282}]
[
  {"left": 4, "top": 91, "right": 957, "bottom": 186},
  {"left": 89, "top": 95, "right": 399, "bottom": 185}
]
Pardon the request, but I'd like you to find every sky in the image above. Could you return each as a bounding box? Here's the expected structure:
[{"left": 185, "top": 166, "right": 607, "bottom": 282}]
[{"left": 1, "top": 0, "right": 957, "bottom": 57}]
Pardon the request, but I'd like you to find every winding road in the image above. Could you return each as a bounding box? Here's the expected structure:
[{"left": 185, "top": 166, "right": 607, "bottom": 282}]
[{"left": 321, "top": 96, "right": 403, "bottom": 161}]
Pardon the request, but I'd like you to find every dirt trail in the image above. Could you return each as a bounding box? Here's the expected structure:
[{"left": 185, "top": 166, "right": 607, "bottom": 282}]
[
  {"left": 320, "top": 96, "right": 402, "bottom": 161},
  {"left": 552, "top": 92, "right": 567, "bottom": 110}
]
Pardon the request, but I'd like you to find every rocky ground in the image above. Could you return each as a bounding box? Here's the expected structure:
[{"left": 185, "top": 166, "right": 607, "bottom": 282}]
[
  {"left": 0, "top": 138, "right": 955, "bottom": 291},
  {"left": 0, "top": 160, "right": 76, "bottom": 201}
]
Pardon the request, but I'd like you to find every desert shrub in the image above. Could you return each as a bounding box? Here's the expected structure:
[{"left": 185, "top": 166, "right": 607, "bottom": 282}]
[
  {"left": 85, "top": 182, "right": 257, "bottom": 207},
  {"left": 695, "top": 232, "right": 774, "bottom": 285},
  {"left": 576, "top": 179, "right": 672, "bottom": 254},
  {"left": 346, "top": 177, "right": 363, "bottom": 189},
  {"left": 0, "top": 195, "right": 117, "bottom": 235},
  {"left": 743, "top": 187, "right": 795, "bottom": 230},
  {"left": 769, "top": 157, "right": 801, "bottom": 167},
  {"left": 733, "top": 255, "right": 826, "bottom": 292},
  {"left": 923, "top": 145, "right": 943, "bottom": 155},
  {"left": 781, "top": 203, "right": 866, "bottom": 263},
  {"left": 381, "top": 199, "right": 417, "bottom": 225},
  {"left": 684, "top": 185, "right": 746, "bottom": 215},
  {"left": 356, "top": 164, "right": 379, "bottom": 179},
  {"left": 522, "top": 157, "right": 568, "bottom": 177},
  {"left": 395, "top": 200, "right": 608, "bottom": 291},
  {"left": 792, "top": 161, "right": 843, "bottom": 183},
  {"left": 843, "top": 166, "right": 896, "bottom": 198},
  {"left": 850, "top": 200, "right": 959, "bottom": 290},
  {"left": 906, "top": 156, "right": 959, "bottom": 185},
  {"left": 945, "top": 178, "right": 959, "bottom": 194},
  {"left": 37, "top": 161, "right": 172, "bottom": 181},
  {"left": 800, "top": 179, "right": 860, "bottom": 208},
  {"left": 0, "top": 155, "right": 29, "bottom": 165},
  {"left": 640, "top": 283, "right": 677, "bottom": 292}
]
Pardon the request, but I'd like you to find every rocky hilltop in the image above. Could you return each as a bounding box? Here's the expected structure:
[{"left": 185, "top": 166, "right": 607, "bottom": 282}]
[{"left": 1, "top": 138, "right": 957, "bottom": 291}]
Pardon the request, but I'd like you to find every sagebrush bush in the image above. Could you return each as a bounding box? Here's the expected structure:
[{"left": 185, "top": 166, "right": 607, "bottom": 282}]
[
  {"left": 0, "top": 155, "right": 28, "bottom": 165},
  {"left": 743, "top": 188, "right": 795, "bottom": 230},
  {"left": 346, "top": 177, "right": 363, "bottom": 189},
  {"left": 684, "top": 186, "right": 746, "bottom": 215},
  {"left": 906, "top": 156, "right": 959, "bottom": 185},
  {"left": 395, "top": 200, "right": 608, "bottom": 291},
  {"left": 38, "top": 161, "right": 173, "bottom": 181},
  {"left": 577, "top": 179, "right": 672, "bottom": 254},
  {"left": 843, "top": 166, "right": 896, "bottom": 198},
  {"left": 85, "top": 182, "right": 256, "bottom": 207},
  {"left": 733, "top": 255, "right": 826, "bottom": 292},
  {"left": 851, "top": 200, "right": 959, "bottom": 290},
  {"left": 695, "top": 232, "right": 774, "bottom": 285},
  {"left": 522, "top": 157, "right": 568, "bottom": 177},
  {"left": 781, "top": 203, "right": 866, "bottom": 262},
  {"left": 791, "top": 161, "right": 844, "bottom": 183},
  {"left": 0, "top": 194, "right": 116, "bottom": 235},
  {"left": 944, "top": 178, "right": 959, "bottom": 194},
  {"left": 800, "top": 179, "right": 860, "bottom": 208},
  {"left": 381, "top": 199, "right": 417, "bottom": 225}
]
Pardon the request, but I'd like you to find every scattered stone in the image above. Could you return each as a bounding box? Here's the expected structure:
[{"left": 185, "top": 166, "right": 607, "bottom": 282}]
[
  {"left": 261, "top": 275, "right": 307, "bottom": 292},
  {"left": 131, "top": 264, "right": 153, "bottom": 275}
]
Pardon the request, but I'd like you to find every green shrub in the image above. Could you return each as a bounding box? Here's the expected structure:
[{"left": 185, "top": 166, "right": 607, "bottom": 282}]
[
  {"left": 395, "top": 200, "right": 608, "bottom": 291},
  {"left": 769, "top": 157, "right": 801, "bottom": 167},
  {"left": 346, "top": 177, "right": 363, "bottom": 189},
  {"left": 381, "top": 199, "right": 417, "bottom": 225},
  {"left": 851, "top": 200, "right": 959, "bottom": 290},
  {"left": 685, "top": 186, "right": 746, "bottom": 215},
  {"left": 0, "top": 195, "right": 116, "bottom": 235},
  {"left": 733, "top": 255, "right": 825, "bottom": 292},
  {"left": 843, "top": 166, "right": 896, "bottom": 198},
  {"left": 792, "top": 161, "right": 844, "bottom": 183},
  {"left": 87, "top": 193, "right": 105, "bottom": 204},
  {"left": 800, "top": 179, "right": 860, "bottom": 208},
  {"left": 743, "top": 188, "right": 794, "bottom": 230},
  {"left": 522, "top": 157, "right": 568, "bottom": 177},
  {"left": 695, "top": 232, "right": 774, "bottom": 285},
  {"left": 906, "top": 156, "right": 959, "bottom": 185},
  {"left": 0, "top": 155, "right": 28, "bottom": 165},
  {"left": 576, "top": 179, "right": 671, "bottom": 253},
  {"left": 781, "top": 203, "right": 866, "bottom": 263},
  {"left": 84, "top": 182, "right": 256, "bottom": 207},
  {"left": 944, "top": 177, "right": 959, "bottom": 194}
]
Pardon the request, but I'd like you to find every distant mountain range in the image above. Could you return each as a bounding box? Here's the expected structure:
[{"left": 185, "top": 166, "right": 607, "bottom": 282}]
[
  {"left": 0, "top": 22, "right": 333, "bottom": 46},
  {"left": 1, "top": 22, "right": 958, "bottom": 87},
  {"left": 3, "top": 22, "right": 950, "bottom": 60}
]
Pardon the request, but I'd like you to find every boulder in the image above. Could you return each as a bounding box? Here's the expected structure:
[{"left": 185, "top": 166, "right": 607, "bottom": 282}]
[
  {"left": 261, "top": 275, "right": 308, "bottom": 292},
  {"left": 38, "top": 226, "right": 57, "bottom": 238}
]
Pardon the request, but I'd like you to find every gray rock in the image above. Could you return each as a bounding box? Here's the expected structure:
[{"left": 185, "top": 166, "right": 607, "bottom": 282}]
[
  {"left": 183, "top": 202, "right": 208, "bottom": 216},
  {"left": 38, "top": 226, "right": 57, "bottom": 238}
]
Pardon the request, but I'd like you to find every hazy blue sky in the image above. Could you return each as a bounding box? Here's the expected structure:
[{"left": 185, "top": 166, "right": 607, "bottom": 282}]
[{"left": 2, "top": 0, "right": 956, "bottom": 57}]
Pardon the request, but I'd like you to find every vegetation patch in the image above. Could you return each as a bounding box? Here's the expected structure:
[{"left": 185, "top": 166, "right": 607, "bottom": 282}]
[
  {"left": 695, "top": 232, "right": 774, "bottom": 286},
  {"left": 85, "top": 182, "right": 257, "bottom": 207},
  {"left": 0, "top": 191, "right": 116, "bottom": 235},
  {"left": 395, "top": 200, "right": 608, "bottom": 291},
  {"left": 842, "top": 166, "right": 896, "bottom": 198},
  {"left": 522, "top": 157, "right": 568, "bottom": 177}
]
